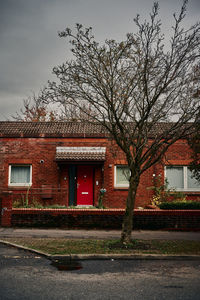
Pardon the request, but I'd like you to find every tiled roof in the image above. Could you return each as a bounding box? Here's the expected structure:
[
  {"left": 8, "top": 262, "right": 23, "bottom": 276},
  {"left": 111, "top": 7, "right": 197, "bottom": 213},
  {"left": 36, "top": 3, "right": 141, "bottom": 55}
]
[
  {"left": 0, "top": 121, "right": 192, "bottom": 138},
  {"left": 55, "top": 147, "right": 106, "bottom": 161},
  {"left": 0, "top": 121, "right": 107, "bottom": 138}
]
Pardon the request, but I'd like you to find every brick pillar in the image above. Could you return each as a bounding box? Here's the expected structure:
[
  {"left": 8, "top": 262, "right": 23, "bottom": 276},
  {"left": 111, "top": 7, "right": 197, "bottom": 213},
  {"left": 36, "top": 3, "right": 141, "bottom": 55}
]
[{"left": 1, "top": 191, "right": 12, "bottom": 227}]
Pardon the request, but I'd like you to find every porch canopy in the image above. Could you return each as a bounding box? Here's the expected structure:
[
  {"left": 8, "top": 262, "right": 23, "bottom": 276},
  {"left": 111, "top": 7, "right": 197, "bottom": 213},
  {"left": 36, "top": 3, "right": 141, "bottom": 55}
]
[{"left": 55, "top": 147, "right": 106, "bottom": 162}]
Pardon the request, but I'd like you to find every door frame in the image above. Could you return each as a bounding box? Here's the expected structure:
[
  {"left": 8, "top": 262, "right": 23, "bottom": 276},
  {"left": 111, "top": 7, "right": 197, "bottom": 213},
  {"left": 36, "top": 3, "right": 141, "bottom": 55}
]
[{"left": 68, "top": 165, "right": 77, "bottom": 206}]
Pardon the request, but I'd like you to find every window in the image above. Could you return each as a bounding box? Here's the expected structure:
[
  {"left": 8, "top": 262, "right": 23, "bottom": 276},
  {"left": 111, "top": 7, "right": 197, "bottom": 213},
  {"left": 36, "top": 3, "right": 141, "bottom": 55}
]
[
  {"left": 9, "top": 165, "right": 32, "bottom": 186},
  {"left": 114, "top": 165, "right": 130, "bottom": 188},
  {"left": 165, "top": 166, "right": 200, "bottom": 191}
]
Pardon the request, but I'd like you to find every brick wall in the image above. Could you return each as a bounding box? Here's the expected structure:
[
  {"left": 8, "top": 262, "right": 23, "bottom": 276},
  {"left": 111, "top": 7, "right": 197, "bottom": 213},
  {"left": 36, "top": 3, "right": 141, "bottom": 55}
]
[
  {"left": 0, "top": 137, "right": 107, "bottom": 207},
  {"left": 0, "top": 136, "right": 199, "bottom": 209},
  {"left": 1, "top": 191, "right": 12, "bottom": 227},
  {"left": 11, "top": 208, "right": 200, "bottom": 230}
]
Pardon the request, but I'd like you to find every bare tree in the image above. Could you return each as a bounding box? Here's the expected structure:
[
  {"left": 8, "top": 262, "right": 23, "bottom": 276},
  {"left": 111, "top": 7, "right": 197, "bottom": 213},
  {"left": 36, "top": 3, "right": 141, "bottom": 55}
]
[
  {"left": 12, "top": 91, "right": 96, "bottom": 122},
  {"left": 12, "top": 92, "right": 59, "bottom": 122},
  {"left": 44, "top": 1, "right": 200, "bottom": 244},
  {"left": 58, "top": 101, "right": 97, "bottom": 121}
]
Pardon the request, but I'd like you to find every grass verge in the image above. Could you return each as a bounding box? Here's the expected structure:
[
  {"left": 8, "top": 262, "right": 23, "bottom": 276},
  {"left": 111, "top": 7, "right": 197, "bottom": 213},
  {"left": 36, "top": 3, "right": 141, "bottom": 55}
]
[{"left": 1, "top": 238, "right": 200, "bottom": 255}]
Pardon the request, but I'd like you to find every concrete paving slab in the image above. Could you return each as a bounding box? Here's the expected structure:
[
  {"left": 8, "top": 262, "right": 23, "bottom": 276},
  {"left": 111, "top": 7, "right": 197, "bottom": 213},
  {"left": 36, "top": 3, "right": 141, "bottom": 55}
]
[{"left": 0, "top": 228, "right": 200, "bottom": 241}]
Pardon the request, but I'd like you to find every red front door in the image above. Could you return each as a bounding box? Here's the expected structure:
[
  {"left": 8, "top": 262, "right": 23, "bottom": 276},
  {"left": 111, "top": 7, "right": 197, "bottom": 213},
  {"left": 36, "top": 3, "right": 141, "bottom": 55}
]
[{"left": 77, "top": 165, "right": 93, "bottom": 205}]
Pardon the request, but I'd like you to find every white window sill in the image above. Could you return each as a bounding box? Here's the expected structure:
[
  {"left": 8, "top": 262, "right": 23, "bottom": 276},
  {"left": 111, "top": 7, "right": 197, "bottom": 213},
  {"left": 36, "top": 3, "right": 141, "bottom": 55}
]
[
  {"left": 8, "top": 184, "right": 32, "bottom": 187},
  {"left": 114, "top": 185, "right": 129, "bottom": 189},
  {"left": 169, "top": 190, "right": 200, "bottom": 195}
]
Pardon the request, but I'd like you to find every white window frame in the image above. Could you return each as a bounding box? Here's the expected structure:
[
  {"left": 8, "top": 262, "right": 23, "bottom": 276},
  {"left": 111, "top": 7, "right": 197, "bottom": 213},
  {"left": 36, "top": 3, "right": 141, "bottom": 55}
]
[
  {"left": 165, "top": 166, "right": 200, "bottom": 192},
  {"left": 114, "top": 165, "right": 130, "bottom": 188},
  {"left": 8, "top": 165, "right": 32, "bottom": 187}
]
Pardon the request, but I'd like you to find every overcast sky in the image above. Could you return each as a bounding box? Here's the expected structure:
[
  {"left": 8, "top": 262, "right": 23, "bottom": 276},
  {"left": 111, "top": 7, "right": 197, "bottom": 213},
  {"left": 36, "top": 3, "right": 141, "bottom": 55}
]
[{"left": 0, "top": 0, "right": 199, "bottom": 120}]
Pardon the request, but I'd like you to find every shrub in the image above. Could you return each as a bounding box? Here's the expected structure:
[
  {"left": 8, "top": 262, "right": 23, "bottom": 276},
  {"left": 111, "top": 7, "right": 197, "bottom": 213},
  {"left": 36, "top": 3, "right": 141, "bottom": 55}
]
[
  {"left": 159, "top": 201, "right": 200, "bottom": 210},
  {"left": 148, "top": 176, "right": 186, "bottom": 207}
]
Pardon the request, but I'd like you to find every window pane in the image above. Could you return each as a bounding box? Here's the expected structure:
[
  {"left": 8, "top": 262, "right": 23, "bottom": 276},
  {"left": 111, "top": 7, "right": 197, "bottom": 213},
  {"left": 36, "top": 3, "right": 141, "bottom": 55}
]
[
  {"left": 166, "top": 166, "right": 184, "bottom": 189},
  {"left": 116, "top": 166, "right": 130, "bottom": 185},
  {"left": 187, "top": 168, "right": 200, "bottom": 189},
  {"left": 10, "top": 166, "right": 30, "bottom": 184}
]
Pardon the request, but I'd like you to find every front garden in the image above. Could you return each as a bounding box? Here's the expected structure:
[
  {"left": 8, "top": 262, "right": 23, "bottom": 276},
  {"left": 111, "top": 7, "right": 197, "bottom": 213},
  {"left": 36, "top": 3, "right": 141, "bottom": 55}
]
[
  {"left": 11, "top": 178, "right": 200, "bottom": 210},
  {"left": 146, "top": 177, "right": 200, "bottom": 210}
]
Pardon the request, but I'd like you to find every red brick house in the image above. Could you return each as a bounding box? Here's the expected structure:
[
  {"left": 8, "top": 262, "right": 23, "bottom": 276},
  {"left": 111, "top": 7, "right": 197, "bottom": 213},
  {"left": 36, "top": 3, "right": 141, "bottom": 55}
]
[{"left": 0, "top": 121, "right": 200, "bottom": 209}]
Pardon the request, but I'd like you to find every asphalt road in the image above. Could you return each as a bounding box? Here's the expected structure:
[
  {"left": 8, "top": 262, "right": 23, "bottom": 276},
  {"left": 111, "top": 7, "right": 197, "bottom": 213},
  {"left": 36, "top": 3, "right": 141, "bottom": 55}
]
[{"left": 0, "top": 244, "right": 200, "bottom": 300}]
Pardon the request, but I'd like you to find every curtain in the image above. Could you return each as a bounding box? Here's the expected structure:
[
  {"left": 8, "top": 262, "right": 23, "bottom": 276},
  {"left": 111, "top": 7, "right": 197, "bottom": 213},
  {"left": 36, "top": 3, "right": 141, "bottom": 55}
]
[
  {"left": 166, "top": 166, "right": 184, "bottom": 189},
  {"left": 116, "top": 166, "right": 130, "bottom": 185},
  {"left": 187, "top": 168, "right": 200, "bottom": 189},
  {"left": 10, "top": 166, "right": 30, "bottom": 184}
]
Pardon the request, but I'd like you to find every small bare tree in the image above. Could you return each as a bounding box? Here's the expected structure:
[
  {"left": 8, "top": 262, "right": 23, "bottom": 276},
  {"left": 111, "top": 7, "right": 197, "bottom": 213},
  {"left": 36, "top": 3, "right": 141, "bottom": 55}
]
[
  {"left": 12, "top": 92, "right": 59, "bottom": 122},
  {"left": 44, "top": 1, "right": 200, "bottom": 243},
  {"left": 12, "top": 91, "right": 96, "bottom": 122}
]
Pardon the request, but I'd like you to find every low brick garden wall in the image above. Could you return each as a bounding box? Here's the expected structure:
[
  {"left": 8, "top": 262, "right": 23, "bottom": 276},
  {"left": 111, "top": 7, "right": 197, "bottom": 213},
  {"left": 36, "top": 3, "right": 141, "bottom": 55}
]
[{"left": 10, "top": 208, "right": 200, "bottom": 230}]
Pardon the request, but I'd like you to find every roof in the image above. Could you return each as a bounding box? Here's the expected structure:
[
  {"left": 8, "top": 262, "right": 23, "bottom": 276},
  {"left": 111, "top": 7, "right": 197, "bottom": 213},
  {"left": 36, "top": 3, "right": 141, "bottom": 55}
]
[
  {"left": 0, "top": 121, "right": 107, "bottom": 138},
  {"left": 0, "top": 121, "right": 193, "bottom": 139},
  {"left": 55, "top": 147, "right": 106, "bottom": 161}
]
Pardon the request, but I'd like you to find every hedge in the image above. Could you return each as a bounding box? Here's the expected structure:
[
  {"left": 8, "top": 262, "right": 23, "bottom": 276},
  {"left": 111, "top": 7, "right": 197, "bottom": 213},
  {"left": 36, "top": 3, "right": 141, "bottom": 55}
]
[{"left": 159, "top": 201, "right": 200, "bottom": 210}]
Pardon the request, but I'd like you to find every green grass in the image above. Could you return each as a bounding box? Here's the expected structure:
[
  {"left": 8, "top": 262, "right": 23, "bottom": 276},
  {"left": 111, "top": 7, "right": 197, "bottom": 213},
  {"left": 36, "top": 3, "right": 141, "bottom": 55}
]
[{"left": 2, "top": 238, "right": 200, "bottom": 255}]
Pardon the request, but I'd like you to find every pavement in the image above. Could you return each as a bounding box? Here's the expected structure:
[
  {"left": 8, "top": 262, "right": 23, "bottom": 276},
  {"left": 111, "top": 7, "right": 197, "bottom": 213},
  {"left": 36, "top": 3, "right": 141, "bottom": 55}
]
[
  {"left": 0, "top": 228, "right": 200, "bottom": 260},
  {"left": 0, "top": 227, "right": 200, "bottom": 240}
]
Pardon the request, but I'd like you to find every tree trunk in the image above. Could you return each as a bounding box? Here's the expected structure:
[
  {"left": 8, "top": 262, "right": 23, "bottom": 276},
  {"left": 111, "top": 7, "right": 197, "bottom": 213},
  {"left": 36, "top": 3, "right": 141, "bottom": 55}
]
[{"left": 121, "top": 175, "right": 139, "bottom": 244}]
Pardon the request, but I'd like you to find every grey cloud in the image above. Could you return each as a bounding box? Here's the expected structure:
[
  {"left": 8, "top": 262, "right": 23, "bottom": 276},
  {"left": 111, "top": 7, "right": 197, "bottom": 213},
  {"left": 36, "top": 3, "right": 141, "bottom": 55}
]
[{"left": 0, "top": 0, "right": 199, "bottom": 119}]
